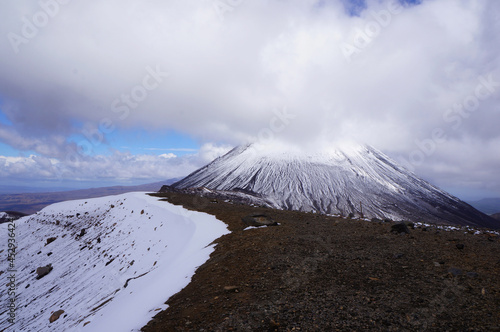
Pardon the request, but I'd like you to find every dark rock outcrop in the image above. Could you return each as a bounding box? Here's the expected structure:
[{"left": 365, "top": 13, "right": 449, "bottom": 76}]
[
  {"left": 391, "top": 223, "right": 410, "bottom": 234},
  {"left": 242, "top": 214, "right": 278, "bottom": 227}
]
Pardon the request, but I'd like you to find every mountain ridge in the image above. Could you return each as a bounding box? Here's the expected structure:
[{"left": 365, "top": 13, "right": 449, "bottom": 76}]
[
  {"left": 468, "top": 198, "right": 500, "bottom": 215},
  {"left": 0, "top": 179, "right": 178, "bottom": 215}
]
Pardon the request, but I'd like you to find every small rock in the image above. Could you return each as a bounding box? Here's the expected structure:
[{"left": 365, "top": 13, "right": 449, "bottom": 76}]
[
  {"left": 79, "top": 229, "right": 86, "bottom": 237},
  {"left": 36, "top": 264, "right": 53, "bottom": 279},
  {"left": 224, "top": 286, "right": 239, "bottom": 293},
  {"left": 391, "top": 223, "right": 410, "bottom": 234},
  {"left": 466, "top": 272, "right": 479, "bottom": 278},
  {"left": 242, "top": 214, "right": 277, "bottom": 227},
  {"left": 433, "top": 262, "right": 441, "bottom": 267},
  {"left": 49, "top": 310, "right": 64, "bottom": 323},
  {"left": 268, "top": 318, "right": 280, "bottom": 329},
  {"left": 393, "top": 253, "right": 404, "bottom": 259},
  {"left": 46, "top": 237, "right": 57, "bottom": 245},
  {"left": 456, "top": 244, "right": 465, "bottom": 250},
  {"left": 447, "top": 267, "right": 463, "bottom": 276}
]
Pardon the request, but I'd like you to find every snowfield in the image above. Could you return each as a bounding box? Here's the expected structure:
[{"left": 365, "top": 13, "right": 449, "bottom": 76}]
[{"left": 0, "top": 192, "right": 229, "bottom": 331}]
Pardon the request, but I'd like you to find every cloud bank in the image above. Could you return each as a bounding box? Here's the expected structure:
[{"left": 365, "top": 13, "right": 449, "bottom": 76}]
[
  {"left": 0, "top": 143, "right": 231, "bottom": 186},
  {"left": 0, "top": 0, "right": 499, "bottom": 198}
]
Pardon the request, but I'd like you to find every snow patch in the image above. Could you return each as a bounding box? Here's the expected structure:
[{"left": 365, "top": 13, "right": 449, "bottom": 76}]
[{"left": 0, "top": 192, "right": 229, "bottom": 332}]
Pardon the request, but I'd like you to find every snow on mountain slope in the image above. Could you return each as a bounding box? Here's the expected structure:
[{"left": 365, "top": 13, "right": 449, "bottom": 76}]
[
  {"left": 173, "top": 143, "right": 498, "bottom": 229},
  {"left": 0, "top": 192, "right": 229, "bottom": 331}
]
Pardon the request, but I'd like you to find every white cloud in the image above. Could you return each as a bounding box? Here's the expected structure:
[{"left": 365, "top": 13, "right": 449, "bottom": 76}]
[{"left": 158, "top": 153, "right": 177, "bottom": 159}]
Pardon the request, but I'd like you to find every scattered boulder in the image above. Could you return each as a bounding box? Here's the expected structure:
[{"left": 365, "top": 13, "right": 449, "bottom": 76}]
[
  {"left": 391, "top": 223, "right": 410, "bottom": 234},
  {"left": 448, "top": 267, "right": 463, "bottom": 276},
  {"left": 36, "top": 264, "right": 53, "bottom": 279},
  {"left": 456, "top": 244, "right": 465, "bottom": 250},
  {"left": 49, "top": 310, "right": 65, "bottom": 323},
  {"left": 242, "top": 214, "right": 277, "bottom": 227},
  {"left": 46, "top": 237, "right": 57, "bottom": 245},
  {"left": 487, "top": 234, "right": 498, "bottom": 242},
  {"left": 79, "top": 228, "right": 86, "bottom": 237}
]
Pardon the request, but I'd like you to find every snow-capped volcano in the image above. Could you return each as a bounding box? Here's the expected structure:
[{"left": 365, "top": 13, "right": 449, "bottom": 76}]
[{"left": 172, "top": 143, "right": 498, "bottom": 229}]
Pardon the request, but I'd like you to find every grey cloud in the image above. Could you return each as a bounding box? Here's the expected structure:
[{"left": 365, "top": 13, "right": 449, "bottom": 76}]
[{"left": 0, "top": 0, "right": 499, "bottom": 197}]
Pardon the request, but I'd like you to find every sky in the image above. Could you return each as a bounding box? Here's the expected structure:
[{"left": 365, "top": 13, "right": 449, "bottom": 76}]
[{"left": 0, "top": 0, "right": 499, "bottom": 200}]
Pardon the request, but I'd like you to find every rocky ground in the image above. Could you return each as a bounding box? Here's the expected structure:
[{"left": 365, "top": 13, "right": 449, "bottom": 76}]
[{"left": 141, "top": 192, "right": 500, "bottom": 331}]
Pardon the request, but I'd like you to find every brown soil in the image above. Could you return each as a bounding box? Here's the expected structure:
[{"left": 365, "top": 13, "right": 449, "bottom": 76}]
[{"left": 142, "top": 192, "right": 500, "bottom": 331}]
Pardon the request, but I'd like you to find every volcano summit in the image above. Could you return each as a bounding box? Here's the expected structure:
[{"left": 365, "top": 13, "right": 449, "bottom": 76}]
[{"left": 166, "top": 143, "right": 497, "bottom": 229}]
